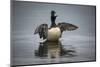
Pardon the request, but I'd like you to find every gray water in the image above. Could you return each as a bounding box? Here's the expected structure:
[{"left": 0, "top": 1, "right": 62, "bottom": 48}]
[
  {"left": 11, "top": 1, "right": 96, "bottom": 66},
  {"left": 11, "top": 32, "right": 96, "bottom": 66}
]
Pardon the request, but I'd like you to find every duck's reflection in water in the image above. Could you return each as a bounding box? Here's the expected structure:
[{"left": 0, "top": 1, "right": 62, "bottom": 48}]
[{"left": 35, "top": 41, "right": 76, "bottom": 60}]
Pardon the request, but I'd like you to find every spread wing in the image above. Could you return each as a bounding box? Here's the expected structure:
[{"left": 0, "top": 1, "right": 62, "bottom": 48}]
[
  {"left": 34, "top": 24, "right": 48, "bottom": 39},
  {"left": 58, "top": 22, "right": 78, "bottom": 33}
]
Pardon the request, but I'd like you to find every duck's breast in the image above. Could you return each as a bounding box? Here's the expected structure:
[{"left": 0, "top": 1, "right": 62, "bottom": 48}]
[{"left": 47, "top": 27, "right": 61, "bottom": 41}]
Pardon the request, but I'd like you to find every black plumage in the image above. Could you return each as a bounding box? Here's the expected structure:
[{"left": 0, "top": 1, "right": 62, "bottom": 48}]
[{"left": 34, "top": 24, "right": 48, "bottom": 39}]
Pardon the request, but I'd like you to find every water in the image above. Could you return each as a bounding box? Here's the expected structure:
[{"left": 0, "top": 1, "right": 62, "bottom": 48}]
[
  {"left": 11, "top": 33, "right": 96, "bottom": 66},
  {"left": 11, "top": 1, "right": 96, "bottom": 66}
]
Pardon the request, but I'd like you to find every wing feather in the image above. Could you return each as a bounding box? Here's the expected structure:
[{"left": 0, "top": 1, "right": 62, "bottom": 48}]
[
  {"left": 34, "top": 24, "right": 48, "bottom": 39},
  {"left": 58, "top": 22, "right": 78, "bottom": 33}
]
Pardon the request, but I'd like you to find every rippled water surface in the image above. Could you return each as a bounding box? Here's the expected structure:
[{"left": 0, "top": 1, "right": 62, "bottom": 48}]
[
  {"left": 11, "top": 1, "right": 96, "bottom": 66},
  {"left": 11, "top": 33, "right": 96, "bottom": 66}
]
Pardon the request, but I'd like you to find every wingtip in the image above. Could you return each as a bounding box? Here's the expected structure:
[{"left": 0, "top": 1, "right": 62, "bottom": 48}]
[
  {"left": 34, "top": 32, "right": 37, "bottom": 34},
  {"left": 76, "top": 26, "right": 79, "bottom": 29}
]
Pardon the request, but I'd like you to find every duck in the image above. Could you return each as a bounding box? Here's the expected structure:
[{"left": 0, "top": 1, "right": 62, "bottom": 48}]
[{"left": 34, "top": 10, "right": 78, "bottom": 41}]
